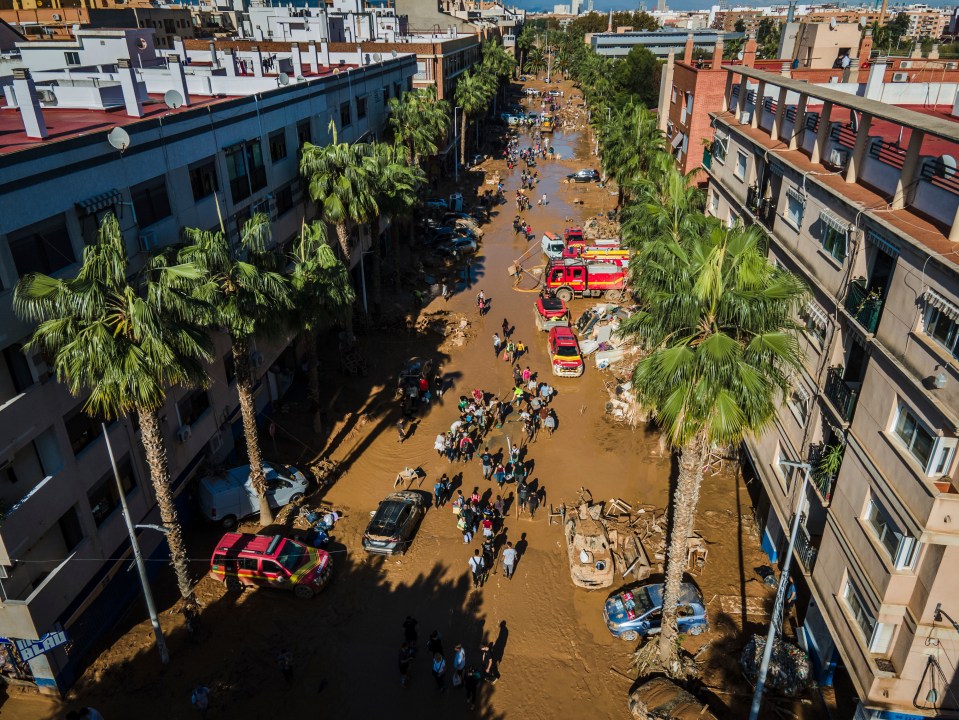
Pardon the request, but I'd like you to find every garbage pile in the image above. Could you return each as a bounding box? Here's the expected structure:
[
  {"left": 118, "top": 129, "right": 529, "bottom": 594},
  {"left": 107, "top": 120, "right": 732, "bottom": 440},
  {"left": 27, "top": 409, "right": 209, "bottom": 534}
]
[
  {"left": 573, "top": 303, "right": 636, "bottom": 369},
  {"left": 583, "top": 216, "right": 620, "bottom": 240},
  {"left": 415, "top": 310, "right": 472, "bottom": 348},
  {"left": 741, "top": 635, "right": 813, "bottom": 697}
]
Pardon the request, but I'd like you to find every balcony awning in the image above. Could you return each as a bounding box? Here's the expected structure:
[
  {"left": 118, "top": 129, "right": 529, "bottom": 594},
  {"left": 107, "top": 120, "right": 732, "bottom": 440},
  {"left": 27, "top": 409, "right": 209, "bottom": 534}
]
[
  {"left": 819, "top": 209, "right": 848, "bottom": 235},
  {"left": 786, "top": 185, "right": 806, "bottom": 204},
  {"left": 804, "top": 300, "right": 829, "bottom": 328},
  {"left": 76, "top": 189, "right": 122, "bottom": 215},
  {"left": 925, "top": 288, "right": 959, "bottom": 321},
  {"left": 866, "top": 230, "right": 900, "bottom": 258},
  {"left": 671, "top": 132, "right": 684, "bottom": 149}
]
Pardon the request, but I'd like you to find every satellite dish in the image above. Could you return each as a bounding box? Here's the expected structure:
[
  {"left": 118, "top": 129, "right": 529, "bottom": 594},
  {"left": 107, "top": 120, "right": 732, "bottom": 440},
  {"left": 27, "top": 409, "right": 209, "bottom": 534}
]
[
  {"left": 829, "top": 18, "right": 837, "bottom": 30},
  {"left": 332, "top": 68, "right": 340, "bottom": 75},
  {"left": 107, "top": 126, "right": 131, "bottom": 152},
  {"left": 373, "top": 52, "right": 383, "bottom": 62},
  {"left": 137, "top": 37, "right": 147, "bottom": 50},
  {"left": 164, "top": 89, "right": 183, "bottom": 109},
  {"left": 391, "top": 49, "right": 397, "bottom": 58},
  {"left": 277, "top": 72, "right": 290, "bottom": 86},
  {"left": 296, "top": 75, "right": 306, "bottom": 82}
]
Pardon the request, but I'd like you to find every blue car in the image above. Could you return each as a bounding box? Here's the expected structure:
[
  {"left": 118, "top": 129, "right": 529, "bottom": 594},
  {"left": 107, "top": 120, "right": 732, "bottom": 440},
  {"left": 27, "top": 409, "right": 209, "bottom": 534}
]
[{"left": 604, "top": 582, "right": 708, "bottom": 642}]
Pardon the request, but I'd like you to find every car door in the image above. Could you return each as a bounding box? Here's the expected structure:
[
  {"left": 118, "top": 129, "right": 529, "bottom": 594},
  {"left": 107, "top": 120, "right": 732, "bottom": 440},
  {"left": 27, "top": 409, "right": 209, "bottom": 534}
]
[
  {"left": 269, "top": 477, "right": 295, "bottom": 508},
  {"left": 259, "top": 559, "right": 291, "bottom": 588},
  {"left": 396, "top": 505, "right": 413, "bottom": 544},
  {"left": 644, "top": 608, "right": 664, "bottom": 635},
  {"left": 571, "top": 267, "right": 585, "bottom": 289},
  {"left": 237, "top": 557, "right": 260, "bottom": 587}
]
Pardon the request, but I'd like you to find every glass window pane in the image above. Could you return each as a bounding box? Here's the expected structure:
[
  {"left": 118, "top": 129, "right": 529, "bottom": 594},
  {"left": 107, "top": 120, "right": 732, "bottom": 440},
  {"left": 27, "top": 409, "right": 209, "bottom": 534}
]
[{"left": 912, "top": 425, "right": 934, "bottom": 468}]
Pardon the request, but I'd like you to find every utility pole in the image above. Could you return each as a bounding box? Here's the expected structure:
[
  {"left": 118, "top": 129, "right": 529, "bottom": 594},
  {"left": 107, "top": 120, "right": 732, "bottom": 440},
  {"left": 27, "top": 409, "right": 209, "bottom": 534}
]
[{"left": 103, "top": 423, "right": 169, "bottom": 665}]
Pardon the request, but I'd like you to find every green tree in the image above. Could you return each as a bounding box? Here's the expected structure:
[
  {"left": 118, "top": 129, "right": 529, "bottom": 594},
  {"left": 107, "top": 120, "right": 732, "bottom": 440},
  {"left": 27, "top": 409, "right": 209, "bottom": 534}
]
[
  {"left": 523, "top": 45, "right": 547, "bottom": 77},
  {"left": 613, "top": 46, "right": 662, "bottom": 109},
  {"left": 13, "top": 214, "right": 212, "bottom": 604},
  {"left": 176, "top": 214, "right": 291, "bottom": 526},
  {"left": 454, "top": 70, "right": 492, "bottom": 166},
  {"left": 621, "top": 222, "right": 805, "bottom": 675},
  {"left": 287, "top": 221, "right": 354, "bottom": 409},
  {"left": 734, "top": 18, "right": 747, "bottom": 33},
  {"left": 388, "top": 86, "right": 450, "bottom": 168}
]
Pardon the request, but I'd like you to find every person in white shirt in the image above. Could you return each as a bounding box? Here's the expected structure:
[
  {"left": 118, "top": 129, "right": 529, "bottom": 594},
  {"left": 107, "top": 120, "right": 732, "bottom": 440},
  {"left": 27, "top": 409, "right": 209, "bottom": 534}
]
[{"left": 501, "top": 542, "right": 518, "bottom": 580}]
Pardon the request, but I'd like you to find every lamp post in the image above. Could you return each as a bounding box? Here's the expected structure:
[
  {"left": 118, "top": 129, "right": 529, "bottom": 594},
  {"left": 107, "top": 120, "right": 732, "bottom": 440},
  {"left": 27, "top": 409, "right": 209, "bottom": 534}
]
[
  {"left": 748, "top": 460, "right": 811, "bottom": 720},
  {"left": 102, "top": 423, "right": 169, "bottom": 665},
  {"left": 453, "top": 105, "right": 461, "bottom": 183}
]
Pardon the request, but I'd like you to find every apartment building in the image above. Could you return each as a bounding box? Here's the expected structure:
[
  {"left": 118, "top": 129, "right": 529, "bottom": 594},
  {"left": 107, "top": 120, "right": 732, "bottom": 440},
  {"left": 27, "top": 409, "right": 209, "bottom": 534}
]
[
  {"left": 704, "top": 63, "right": 959, "bottom": 718},
  {"left": 0, "top": 28, "right": 415, "bottom": 693},
  {"left": 589, "top": 28, "right": 742, "bottom": 60}
]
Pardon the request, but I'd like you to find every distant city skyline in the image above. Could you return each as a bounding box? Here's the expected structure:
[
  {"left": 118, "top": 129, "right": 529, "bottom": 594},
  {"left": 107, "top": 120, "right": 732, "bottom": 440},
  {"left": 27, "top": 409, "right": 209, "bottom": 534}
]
[{"left": 522, "top": 0, "right": 956, "bottom": 12}]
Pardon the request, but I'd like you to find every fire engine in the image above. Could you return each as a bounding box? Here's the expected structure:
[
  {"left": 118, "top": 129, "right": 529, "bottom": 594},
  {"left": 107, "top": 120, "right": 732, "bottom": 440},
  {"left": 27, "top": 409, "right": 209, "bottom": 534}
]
[{"left": 544, "top": 259, "right": 627, "bottom": 302}]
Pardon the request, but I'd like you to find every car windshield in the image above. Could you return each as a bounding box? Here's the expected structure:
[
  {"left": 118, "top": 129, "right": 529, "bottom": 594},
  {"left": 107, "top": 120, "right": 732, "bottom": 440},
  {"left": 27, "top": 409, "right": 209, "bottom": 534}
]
[
  {"left": 621, "top": 587, "right": 654, "bottom": 613},
  {"left": 276, "top": 542, "right": 308, "bottom": 572},
  {"left": 555, "top": 345, "right": 579, "bottom": 357}
]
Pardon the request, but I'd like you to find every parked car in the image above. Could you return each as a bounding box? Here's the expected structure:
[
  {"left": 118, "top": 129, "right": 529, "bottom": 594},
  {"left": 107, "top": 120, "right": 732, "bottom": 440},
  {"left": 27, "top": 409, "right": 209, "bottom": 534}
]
[
  {"left": 535, "top": 295, "right": 570, "bottom": 332},
  {"left": 424, "top": 227, "right": 457, "bottom": 246},
  {"left": 398, "top": 356, "right": 433, "bottom": 390},
  {"left": 548, "top": 89, "right": 563, "bottom": 97},
  {"left": 548, "top": 325, "right": 584, "bottom": 377},
  {"left": 198, "top": 463, "right": 309, "bottom": 529},
  {"left": 604, "top": 581, "right": 708, "bottom": 642},
  {"left": 564, "top": 503, "right": 615, "bottom": 588},
  {"left": 362, "top": 491, "right": 428, "bottom": 555},
  {"left": 444, "top": 237, "right": 477, "bottom": 255},
  {"left": 628, "top": 678, "right": 717, "bottom": 720},
  {"left": 210, "top": 532, "right": 332, "bottom": 598},
  {"left": 567, "top": 169, "right": 601, "bottom": 183}
]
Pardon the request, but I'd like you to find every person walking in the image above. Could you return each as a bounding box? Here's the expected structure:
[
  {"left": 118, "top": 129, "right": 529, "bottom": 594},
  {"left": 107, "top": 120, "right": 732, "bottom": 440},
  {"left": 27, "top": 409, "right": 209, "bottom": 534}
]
[
  {"left": 521, "top": 366, "right": 531, "bottom": 384},
  {"left": 512, "top": 385, "right": 525, "bottom": 407},
  {"left": 464, "top": 665, "right": 482, "bottom": 708},
  {"left": 494, "top": 495, "right": 505, "bottom": 520},
  {"left": 469, "top": 549, "right": 485, "bottom": 589},
  {"left": 453, "top": 644, "right": 467, "bottom": 688},
  {"left": 427, "top": 630, "right": 444, "bottom": 658},
  {"left": 398, "top": 642, "right": 414, "bottom": 687},
  {"left": 493, "top": 463, "right": 506, "bottom": 488},
  {"left": 502, "top": 318, "right": 510, "bottom": 338},
  {"left": 528, "top": 490, "right": 541, "bottom": 519},
  {"left": 517, "top": 478, "right": 530, "bottom": 514},
  {"left": 461, "top": 503, "right": 475, "bottom": 543},
  {"left": 481, "top": 515, "right": 494, "bottom": 540},
  {"left": 403, "top": 616, "right": 419, "bottom": 655},
  {"left": 432, "top": 653, "right": 447, "bottom": 692},
  {"left": 512, "top": 364, "right": 522, "bottom": 387},
  {"left": 396, "top": 419, "right": 408, "bottom": 443},
  {"left": 481, "top": 448, "right": 493, "bottom": 480},
  {"left": 433, "top": 476, "right": 446, "bottom": 508},
  {"left": 434, "top": 433, "right": 446, "bottom": 458},
  {"left": 480, "top": 643, "right": 498, "bottom": 684},
  {"left": 492, "top": 332, "right": 502, "bottom": 358},
  {"left": 501, "top": 541, "right": 517, "bottom": 579}
]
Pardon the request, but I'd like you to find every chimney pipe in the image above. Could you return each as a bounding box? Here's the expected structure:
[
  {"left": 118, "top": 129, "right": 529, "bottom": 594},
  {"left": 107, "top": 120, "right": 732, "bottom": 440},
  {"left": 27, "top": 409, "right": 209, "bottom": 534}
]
[
  {"left": 117, "top": 58, "right": 144, "bottom": 117},
  {"left": 251, "top": 46, "right": 264, "bottom": 77},
  {"left": 292, "top": 43, "right": 303, "bottom": 78},
  {"left": 173, "top": 35, "right": 188, "bottom": 64},
  {"left": 12, "top": 68, "right": 47, "bottom": 139},
  {"left": 683, "top": 32, "right": 694, "bottom": 64},
  {"left": 209, "top": 41, "right": 219, "bottom": 69},
  {"left": 320, "top": 41, "right": 331, "bottom": 67},
  {"left": 357, "top": 44, "right": 363, "bottom": 66},
  {"left": 712, "top": 34, "right": 724, "bottom": 69},
  {"left": 166, "top": 54, "right": 191, "bottom": 106},
  {"left": 308, "top": 40, "right": 320, "bottom": 73},
  {"left": 223, "top": 47, "right": 238, "bottom": 76}
]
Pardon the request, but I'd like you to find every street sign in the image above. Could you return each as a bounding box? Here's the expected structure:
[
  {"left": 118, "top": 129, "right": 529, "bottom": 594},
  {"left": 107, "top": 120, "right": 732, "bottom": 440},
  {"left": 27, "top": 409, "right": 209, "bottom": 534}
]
[{"left": 14, "top": 631, "right": 68, "bottom": 661}]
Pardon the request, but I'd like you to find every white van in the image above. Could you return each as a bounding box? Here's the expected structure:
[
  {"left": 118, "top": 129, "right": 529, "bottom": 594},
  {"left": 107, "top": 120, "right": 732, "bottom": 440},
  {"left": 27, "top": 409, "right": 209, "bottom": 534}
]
[
  {"left": 197, "top": 463, "right": 309, "bottom": 529},
  {"left": 541, "top": 231, "right": 564, "bottom": 259}
]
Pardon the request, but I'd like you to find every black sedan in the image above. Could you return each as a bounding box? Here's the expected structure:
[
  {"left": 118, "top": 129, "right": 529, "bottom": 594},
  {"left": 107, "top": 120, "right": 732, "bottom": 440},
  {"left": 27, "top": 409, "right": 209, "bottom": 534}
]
[
  {"left": 567, "top": 169, "right": 601, "bottom": 183},
  {"left": 362, "top": 491, "right": 428, "bottom": 555}
]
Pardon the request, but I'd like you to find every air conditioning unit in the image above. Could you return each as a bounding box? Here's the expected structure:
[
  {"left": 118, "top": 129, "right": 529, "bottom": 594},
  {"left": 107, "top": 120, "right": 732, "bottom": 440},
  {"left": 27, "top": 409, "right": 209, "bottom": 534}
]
[
  {"left": 739, "top": 109, "right": 753, "bottom": 124},
  {"left": 829, "top": 148, "right": 849, "bottom": 169},
  {"left": 138, "top": 230, "right": 159, "bottom": 253},
  {"left": 891, "top": 72, "right": 909, "bottom": 83},
  {"left": 176, "top": 425, "right": 192, "bottom": 443},
  {"left": 52, "top": 13, "right": 61, "bottom": 20},
  {"left": 250, "top": 351, "right": 264, "bottom": 368},
  {"left": 946, "top": 62, "right": 957, "bottom": 70},
  {"left": 899, "top": 60, "right": 911, "bottom": 69},
  {"left": 208, "top": 431, "right": 224, "bottom": 455}
]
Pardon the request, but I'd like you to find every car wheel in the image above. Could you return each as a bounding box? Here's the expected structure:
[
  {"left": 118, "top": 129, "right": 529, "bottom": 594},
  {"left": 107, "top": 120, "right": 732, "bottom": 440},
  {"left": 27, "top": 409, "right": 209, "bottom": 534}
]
[
  {"left": 294, "top": 585, "right": 315, "bottom": 599},
  {"left": 689, "top": 624, "right": 705, "bottom": 636},
  {"left": 620, "top": 630, "right": 639, "bottom": 642},
  {"left": 290, "top": 493, "right": 304, "bottom": 504},
  {"left": 556, "top": 288, "right": 573, "bottom": 302},
  {"left": 220, "top": 515, "right": 238, "bottom": 531}
]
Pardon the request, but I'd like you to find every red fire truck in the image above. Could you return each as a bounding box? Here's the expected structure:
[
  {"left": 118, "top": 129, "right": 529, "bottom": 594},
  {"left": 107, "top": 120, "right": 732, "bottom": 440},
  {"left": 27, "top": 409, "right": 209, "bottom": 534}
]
[{"left": 544, "top": 259, "right": 627, "bottom": 302}]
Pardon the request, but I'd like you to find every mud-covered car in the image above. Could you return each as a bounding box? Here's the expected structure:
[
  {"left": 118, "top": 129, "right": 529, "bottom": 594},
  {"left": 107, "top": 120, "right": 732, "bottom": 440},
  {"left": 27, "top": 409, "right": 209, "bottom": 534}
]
[
  {"left": 362, "top": 491, "right": 428, "bottom": 555},
  {"left": 564, "top": 504, "right": 614, "bottom": 588},
  {"left": 628, "top": 678, "right": 717, "bottom": 720},
  {"left": 604, "top": 582, "right": 708, "bottom": 641}
]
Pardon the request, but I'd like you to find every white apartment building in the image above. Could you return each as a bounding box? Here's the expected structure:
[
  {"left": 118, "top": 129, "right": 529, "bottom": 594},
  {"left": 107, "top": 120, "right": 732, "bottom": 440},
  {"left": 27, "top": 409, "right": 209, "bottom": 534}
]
[
  {"left": 705, "top": 63, "right": 959, "bottom": 718},
  {"left": 0, "top": 27, "right": 414, "bottom": 693}
]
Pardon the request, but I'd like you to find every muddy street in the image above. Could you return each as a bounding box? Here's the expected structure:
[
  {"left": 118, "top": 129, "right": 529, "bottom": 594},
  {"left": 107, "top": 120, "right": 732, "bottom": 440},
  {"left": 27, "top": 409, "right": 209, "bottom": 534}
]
[{"left": 2, "top": 80, "right": 805, "bottom": 720}]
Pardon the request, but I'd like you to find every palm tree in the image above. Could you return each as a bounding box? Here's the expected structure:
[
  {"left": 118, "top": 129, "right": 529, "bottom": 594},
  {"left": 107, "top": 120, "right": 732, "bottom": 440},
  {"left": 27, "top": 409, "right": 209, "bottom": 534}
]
[
  {"left": 454, "top": 71, "right": 491, "bottom": 166},
  {"left": 620, "top": 162, "right": 704, "bottom": 248},
  {"left": 366, "top": 143, "right": 426, "bottom": 309},
  {"left": 620, "top": 222, "right": 805, "bottom": 676},
  {"left": 13, "top": 213, "right": 212, "bottom": 605},
  {"left": 388, "top": 86, "right": 450, "bottom": 168},
  {"left": 175, "top": 214, "right": 291, "bottom": 526},
  {"left": 287, "top": 221, "right": 354, "bottom": 410},
  {"left": 478, "top": 41, "right": 516, "bottom": 112},
  {"left": 524, "top": 46, "right": 546, "bottom": 77}
]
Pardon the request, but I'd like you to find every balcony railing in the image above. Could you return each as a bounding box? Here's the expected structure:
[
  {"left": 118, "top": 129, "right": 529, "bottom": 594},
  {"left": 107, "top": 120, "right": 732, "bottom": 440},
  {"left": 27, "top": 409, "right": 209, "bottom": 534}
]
[
  {"left": 845, "top": 279, "right": 883, "bottom": 334},
  {"left": 824, "top": 365, "right": 859, "bottom": 423},
  {"left": 808, "top": 441, "right": 842, "bottom": 504},
  {"left": 794, "top": 521, "right": 819, "bottom": 572}
]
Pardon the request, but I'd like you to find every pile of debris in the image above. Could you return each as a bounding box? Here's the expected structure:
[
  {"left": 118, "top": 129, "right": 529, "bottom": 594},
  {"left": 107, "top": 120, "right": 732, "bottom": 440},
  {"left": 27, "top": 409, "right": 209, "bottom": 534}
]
[
  {"left": 309, "top": 458, "right": 342, "bottom": 488},
  {"left": 583, "top": 216, "right": 620, "bottom": 240},
  {"left": 741, "top": 635, "right": 813, "bottom": 697},
  {"left": 573, "top": 303, "right": 637, "bottom": 370},
  {"left": 416, "top": 310, "right": 472, "bottom": 348},
  {"left": 604, "top": 379, "right": 649, "bottom": 427}
]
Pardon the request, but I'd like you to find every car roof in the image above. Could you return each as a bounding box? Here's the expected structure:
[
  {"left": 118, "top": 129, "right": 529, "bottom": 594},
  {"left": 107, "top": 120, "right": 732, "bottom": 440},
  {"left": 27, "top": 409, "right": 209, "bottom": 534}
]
[
  {"left": 213, "top": 532, "right": 287, "bottom": 558},
  {"left": 539, "top": 297, "right": 565, "bottom": 311},
  {"left": 543, "top": 231, "right": 560, "bottom": 240},
  {"left": 202, "top": 463, "right": 277, "bottom": 491},
  {"left": 643, "top": 582, "right": 704, "bottom": 607},
  {"left": 551, "top": 326, "right": 576, "bottom": 340}
]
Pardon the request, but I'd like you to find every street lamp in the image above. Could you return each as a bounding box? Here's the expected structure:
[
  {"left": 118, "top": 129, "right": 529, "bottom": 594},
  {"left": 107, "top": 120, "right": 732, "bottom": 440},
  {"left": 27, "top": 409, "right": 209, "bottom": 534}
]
[
  {"left": 102, "top": 423, "right": 169, "bottom": 665},
  {"left": 453, "top": 105, "right": 462, "bottom": 183},
  {"left": 748, "top": 460, "right": 812, "bottom": 720}
]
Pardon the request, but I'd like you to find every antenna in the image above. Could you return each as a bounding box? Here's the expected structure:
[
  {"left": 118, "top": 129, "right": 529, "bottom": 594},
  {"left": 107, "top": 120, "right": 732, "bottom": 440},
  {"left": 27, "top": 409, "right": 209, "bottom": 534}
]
[
  {"left": 164, "top": 89, "right": 184, "bottom": 109},
  {"left": 277, "top": 72, "right": 290, "bottom": 86},
  {"left": 107, "top": 126, "right": 132, "bottom": 152}
]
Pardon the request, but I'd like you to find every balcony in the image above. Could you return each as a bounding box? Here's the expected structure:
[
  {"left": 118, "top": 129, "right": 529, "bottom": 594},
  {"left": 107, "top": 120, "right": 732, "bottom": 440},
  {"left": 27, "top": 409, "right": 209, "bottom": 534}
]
[
  {"left": 808, "top": 441, "right": 843, "bottom": 505},
  {"left": 844, "top": 279, "right": 884, "bottom": 334},
  {"left": 824, "top": 365, "right": 859, "bottom": 423},
  {"left": 794, "top": 522, "right": 819, "bottom": 572}
]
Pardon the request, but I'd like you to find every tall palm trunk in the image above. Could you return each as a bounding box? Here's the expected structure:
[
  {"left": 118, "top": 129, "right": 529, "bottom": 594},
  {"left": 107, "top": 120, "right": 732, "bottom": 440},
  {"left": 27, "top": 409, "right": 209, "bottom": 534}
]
[
  {"left": 370, "top": 220, "right": 382, "bottom": 316},
  {"left": 335, "top": 222, "right": 355, "bottom": 337},
  {"left": 137, "top": 407, "right": 194, "bottom": 604},
  {"left": 460, "top": 112, "right": 468, "bottom": 167},
  {"left": 392, "top": 222, "right": 402, "bottom": 293},
  {"left": 657, "top": 433, "right": 706, "bottom": 673},
  {"left": 232, "top": 339, "right": 273, "bottom": 525}
]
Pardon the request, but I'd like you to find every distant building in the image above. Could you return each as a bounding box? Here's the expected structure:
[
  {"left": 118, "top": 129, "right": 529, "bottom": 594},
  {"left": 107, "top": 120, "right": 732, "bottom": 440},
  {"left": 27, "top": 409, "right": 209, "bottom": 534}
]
[
  {"left": 588, "top": 28, "right": 743, "bottom": 60},
  {"left": 0, "top": 7, "right": 195, "bottom": 50}
]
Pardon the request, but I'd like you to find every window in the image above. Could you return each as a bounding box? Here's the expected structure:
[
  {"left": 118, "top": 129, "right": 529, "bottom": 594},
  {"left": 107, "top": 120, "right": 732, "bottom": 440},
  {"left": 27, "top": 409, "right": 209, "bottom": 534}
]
[
  {"left": 269, "top": 130, "right": 288, "bottom": 162},
  {"left": 685, "top": 91, "right": 694, "bottom": 112},
  {"left": 892, "top": 403, "right": 957, "bottom": 476},
  {"left": 189, "top": 159, "right": 218, "bottom": 202},
  {"left": 727, "top": 210, "right": 737, "bottom": 229},
  {"left": 843, "top": 579, "right": 877, "bottom": 645},
  {"left": 784, "top": 187, "right": 805, "bottom": 229},
  {"left": 799, "top": 301, "right": 828, "bottom": 350},
  {"left": 710, "top": 191, "right": 719, "bottom": 214},
  {"left": 64, "top": 51, "right": 80, "bottom": 65},
  {"left": 177, "top": 390, "right": 211, "bottom": 427},
  {"left": 87, "top": 456, "right": 135, "bottom": 527},
  {"left": 225, "top": 140, "right": 267, "bottom": 204},
  {"left": 296, "top": 120, "right": 312, "bottom": 147},
  {"left": 383, "top": 85, "right": 390, "bottom": 101},
  {"left": 65, "top": 407, "right": 106, "bottom": 456},
  {"left": 274, "top": 183, "right": 294, "bottom": 216},
  {"left": 357, "top": 95, "right": 367, "bottom": 120},
  {"left": 864, "top": 496, "right": 917, "bottom": 570},
  {"left": 671, "top": 85, "right": 678, "bottom": 103},
  {"left": 57, "top": 506, "right": 84, "bottom": 551},
  {"left": 8, "top": 217, "right": 76, "bottom": 276},
  {"left": 734, "top": 151, "right": 748, "bottom": 180},
  {"left": 820, "top": 211, "right": 848, "bottom": 263},
  {"left": 3, "top": 343, "right": 35, "bottom": 394},
  {"left": 238, "top": 557, "right": 259, "bottom": 571},
  {"left": 788, "top": 384, "right": 811, "bottom": 426},
  {"left": 712, "top": 133, "right": 727, "bottom": 164},
  {"left": 776, "top": 447, "right": 796, "bottom": 491},
  {"left": 131, "top": 176, "right": 172, "bottom": 228},
  {"left": 923, "top": 294, "right": 959, "bottom": 359},
  {"left": 339, "top": 101, "right": 352, "bottom": 128}
]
